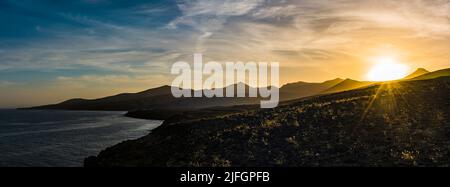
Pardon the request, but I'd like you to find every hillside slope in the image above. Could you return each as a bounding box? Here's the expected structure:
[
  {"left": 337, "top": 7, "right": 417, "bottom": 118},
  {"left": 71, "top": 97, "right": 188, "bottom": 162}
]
[
  {"left": 412, "top": 68, "right": 450, "bottom": 80},
  {"left": 403, "top": 68, "right": 430, "bottom": 79},
  {"left": 322, "top": 79, "right": 374, "bottom": 94},
  {"left": 85, "top": 76, "right": 450, "bottom": 167},
  {"left": 280, "top": 78, "right": 343, "bottom": 101}
]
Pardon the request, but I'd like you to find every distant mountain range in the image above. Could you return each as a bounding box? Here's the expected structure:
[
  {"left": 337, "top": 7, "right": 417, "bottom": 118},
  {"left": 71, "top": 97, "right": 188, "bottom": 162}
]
[
  {"left": 25, "top": 68, "right": 450, "bottom": 111},
  {"left": 279, "top": 78, "right": 344, "bottom": 100}
]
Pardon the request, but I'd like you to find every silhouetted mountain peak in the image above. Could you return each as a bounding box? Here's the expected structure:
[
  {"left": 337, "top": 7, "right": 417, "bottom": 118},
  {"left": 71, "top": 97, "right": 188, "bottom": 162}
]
[
  {"left": 322, "top": 78, "right": 344, "bottom": 85},
  {"left": 404, "top": 68, "right": 430, "bottom": 79},
  {"left": 322, "top": 78, "right": 372, "bottom": 94},
  {"left": 139, "top": 85, "right": 171, "bottom": 92},
  {"left": 342, "top": 78, "right": 359, "bottom": 83},
  {"left": 27, "top": 68, "right": 449, "bottom": 111},
  {"left": 282, "top": 81, "right": 309, "bottom": 87},
  {"left": 236, "top": 82, "right": 250, "bottom": 87},
  {"left": 60, "top": 98, "right": 88, "bottom": 104},
  {"left": 411, "top": 68, "right": 450, "bottom": 80},
  {"left": 330, "top": 78, "right": 344, "bottom": 82},
  {"left": 416, "top": 68, "right": 429, "bottom": 72},
  {"left": 225, "top": 82, "right": 254, "bottom": 89},
  {"left": 282, "top": 78, "right": 343, "bottom": 89}
]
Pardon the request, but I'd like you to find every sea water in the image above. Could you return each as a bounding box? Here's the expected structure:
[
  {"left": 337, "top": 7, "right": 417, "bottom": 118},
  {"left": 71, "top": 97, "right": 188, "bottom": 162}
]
[{"left": 0, "top": 109, "right": 162, "bottom": 167}]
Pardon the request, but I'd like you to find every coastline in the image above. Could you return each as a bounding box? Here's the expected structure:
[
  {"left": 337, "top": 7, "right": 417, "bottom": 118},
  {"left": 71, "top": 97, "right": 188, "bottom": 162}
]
[
  {"left": 0, "top": 109, "right": 162, "bottom": 167},
  {"left": 83, "top": 77, "right": 450, "bottom": 167}
]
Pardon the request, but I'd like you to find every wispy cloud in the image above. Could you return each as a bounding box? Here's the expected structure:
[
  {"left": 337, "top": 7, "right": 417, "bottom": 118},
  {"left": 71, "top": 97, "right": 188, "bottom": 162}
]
[
  {"left": 56, "top": 74, "right": 169, "bottom": 89},
  {"left": 167, "top": 0, "right": 264, "bottom": 51},
  {"left": 0, "top": 0, "right": 449, "bottom": 107},
  {"left": 0, "top": 81, "right": 16, "bottom": 87}
]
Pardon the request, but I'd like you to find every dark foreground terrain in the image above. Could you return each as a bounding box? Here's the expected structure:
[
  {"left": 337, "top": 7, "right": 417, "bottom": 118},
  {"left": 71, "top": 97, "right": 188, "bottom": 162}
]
[{"left": 85, "top": 77, "right": 450, "bottom": 167}]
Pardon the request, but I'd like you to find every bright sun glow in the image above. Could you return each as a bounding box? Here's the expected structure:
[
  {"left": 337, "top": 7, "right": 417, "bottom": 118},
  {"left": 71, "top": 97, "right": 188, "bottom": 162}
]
[{"left": 367, "top": 57, "right": 410, "bottom": 81}]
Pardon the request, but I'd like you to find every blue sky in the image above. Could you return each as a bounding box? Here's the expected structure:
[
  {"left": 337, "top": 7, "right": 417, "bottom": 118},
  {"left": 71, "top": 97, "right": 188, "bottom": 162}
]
[
  {"left": 0, "top": 0, "right": 449, "bottom": 107},
  {"left": 0, "top": 0, "right": 180, "bottom": 76}
]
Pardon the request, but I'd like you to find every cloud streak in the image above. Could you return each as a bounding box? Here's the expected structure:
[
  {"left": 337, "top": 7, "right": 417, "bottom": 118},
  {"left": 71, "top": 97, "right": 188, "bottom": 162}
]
[{"left": 0, "top": 0, "right": 449, "bottom": 107}]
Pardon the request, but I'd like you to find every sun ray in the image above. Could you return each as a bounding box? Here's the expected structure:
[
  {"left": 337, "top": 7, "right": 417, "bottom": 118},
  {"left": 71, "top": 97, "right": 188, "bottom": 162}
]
[{"left": 360, "top": 83, "right": 386, "bottom": 122}]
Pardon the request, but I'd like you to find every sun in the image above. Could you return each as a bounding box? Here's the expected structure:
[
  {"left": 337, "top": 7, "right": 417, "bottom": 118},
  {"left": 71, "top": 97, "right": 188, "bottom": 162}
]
[{"left": 367, "top": 56, "right": 410, "bottom": 81}]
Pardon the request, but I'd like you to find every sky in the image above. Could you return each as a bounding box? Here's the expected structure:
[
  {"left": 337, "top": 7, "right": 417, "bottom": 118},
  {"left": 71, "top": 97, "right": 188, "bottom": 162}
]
[{"left": 0, "top": 0, "right": 449, "bottom": 107}]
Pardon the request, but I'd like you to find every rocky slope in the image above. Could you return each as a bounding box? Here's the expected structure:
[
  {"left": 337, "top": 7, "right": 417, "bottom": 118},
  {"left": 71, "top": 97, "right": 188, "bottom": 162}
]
[{"left": 85, "top": 77, "right": 450, "bottom": 167}]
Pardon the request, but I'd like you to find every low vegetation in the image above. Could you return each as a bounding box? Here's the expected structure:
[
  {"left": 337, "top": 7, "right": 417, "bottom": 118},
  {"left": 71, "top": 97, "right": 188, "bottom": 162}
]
[{"left": 85, "top": 77, "right": 450, "bottom": 167}]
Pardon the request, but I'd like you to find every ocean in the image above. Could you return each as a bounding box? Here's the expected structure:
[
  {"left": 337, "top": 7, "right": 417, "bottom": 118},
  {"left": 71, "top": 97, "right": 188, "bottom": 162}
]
[{"left": 0, "top": 109, "right": 162, "bottom": 167}]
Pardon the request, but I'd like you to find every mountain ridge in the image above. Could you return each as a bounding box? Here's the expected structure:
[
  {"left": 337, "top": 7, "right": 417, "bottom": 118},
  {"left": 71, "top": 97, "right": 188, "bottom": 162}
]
[
  {"left": 411, "top": 68, "right": 450, "bottom": 80},
  {"left": 25, "top": 79, "right": 345, "bottom": 111},
  {"left": 403, "top": 68, "right": 430, "bottom": 79},
  {"left": 85, "top": 76, "right": 450, "bottom": 167},
  {"left": 24, "top": 68, "right": 450, "bottom": 111},
  {"left": 321, "top": 78, "right": 374, "bottom": 94}
]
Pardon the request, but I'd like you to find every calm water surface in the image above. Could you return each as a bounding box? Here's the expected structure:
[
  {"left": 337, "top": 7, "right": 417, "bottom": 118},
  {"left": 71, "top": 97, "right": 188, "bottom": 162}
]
[{"left": 0, "top": 109, "right": 162, "bottom": 167}]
